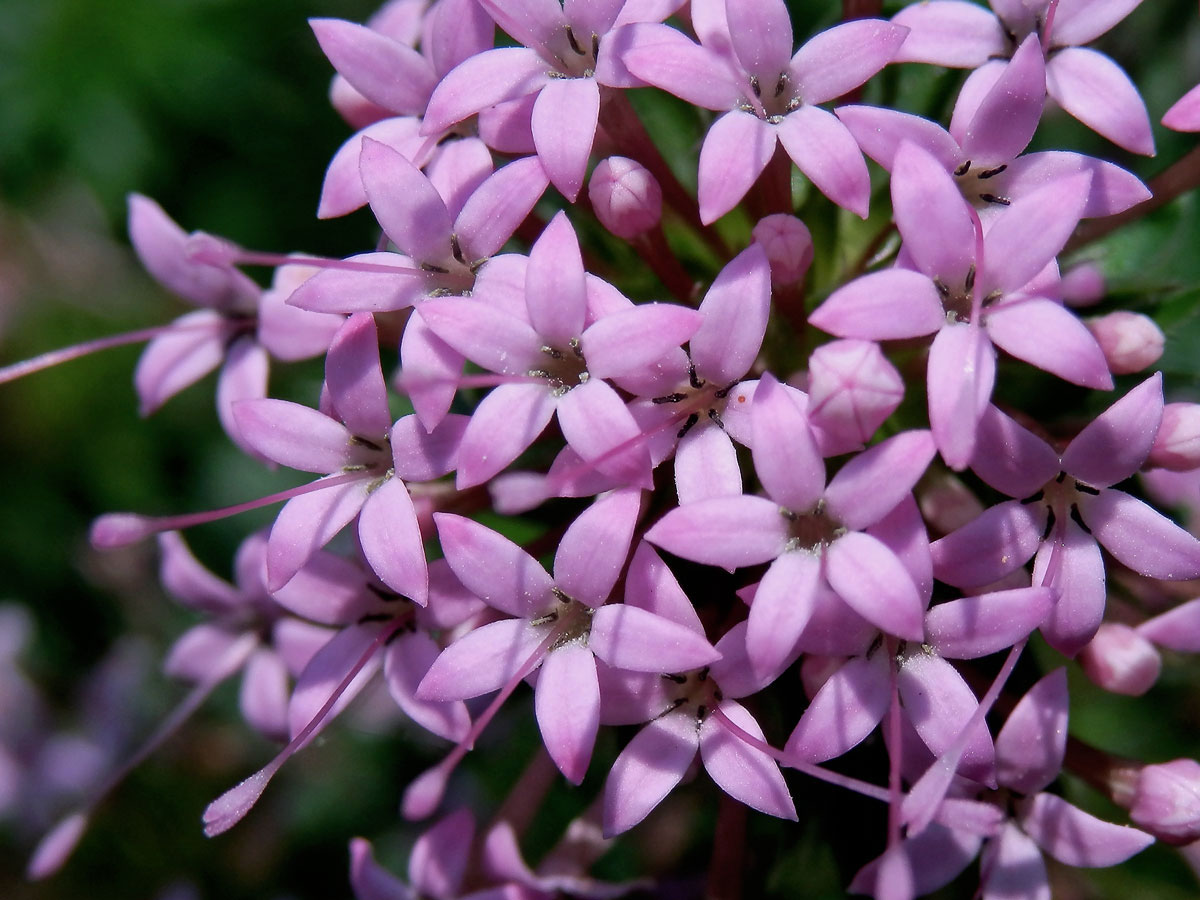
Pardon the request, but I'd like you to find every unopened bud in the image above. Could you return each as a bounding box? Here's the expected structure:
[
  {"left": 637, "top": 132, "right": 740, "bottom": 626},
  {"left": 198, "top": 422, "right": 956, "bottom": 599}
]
[
  {"left": 1060, "top": 263, "right": 1106, "bottom": 307},
  {"left": 1078, "top": 623, "right": 1162, "bottom": 696},
  {"left": 1147, "top": 403, "right": 1200, "bottom": 472},
  {"left": 751, "top": 214, "right": 813, "bottom": 286},
  {"left": 807, "top": 340, "right": 903, "bottom": 451},
  {"left": 1129, "top": 759, "right": 1200, "bottom": 844},
  {"left": 588, "top": 157, "right": 662, "bottom": 239},
  {"left": 1085, "top": 311, "right": 1165, "bottom": 375}
]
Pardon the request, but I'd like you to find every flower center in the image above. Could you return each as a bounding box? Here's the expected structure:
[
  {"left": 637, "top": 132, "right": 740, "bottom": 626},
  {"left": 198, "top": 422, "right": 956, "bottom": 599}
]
[
  {"left": 548, "top": 24, "right": 599, "bottom": 79},
  {"left": 783, "top": 500, "right": 845, "bottom": 552},
  {"left": 952, "top": 159, "right": 1013, "bottom": 209},
  {"left": 528, "top": 339, "right": 589, "bottom": 396},
  {"left": 739, "top": 70, "right": 801, "bottom": 123}
]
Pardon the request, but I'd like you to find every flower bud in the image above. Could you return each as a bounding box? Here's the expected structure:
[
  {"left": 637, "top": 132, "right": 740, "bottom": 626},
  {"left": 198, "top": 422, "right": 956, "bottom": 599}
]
[
  {"left": 1129, "top": 759, "right": 1200, "bottom": 844},
  {"left": 919, "top": 473, "right": 986, "bottom": 535},
  {"left": 1060, "top": 263, "right": 1106, "bottom": 307},
  {"left": 807, "top": 340, "right": 903, "bottom": 451},
  {"left": 1078, "top": 623, "right": 1162, "bottom": 696},
  {"left": 1085, "top": 311, "right": 1165, "bottom": 374},
  {"left": 588, "top": 157, "right": 662, "bottom": 239},
  {"left": 1147, "top": 403, "right": 1200, "bottom": 472},
  {"left": 751, "top": 214, "right": 813, "bottom": 286}
]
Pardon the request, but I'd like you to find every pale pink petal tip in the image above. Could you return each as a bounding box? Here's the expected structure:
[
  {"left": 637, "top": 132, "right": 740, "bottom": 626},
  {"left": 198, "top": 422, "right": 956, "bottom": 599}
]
[
  {"left": 90, "top": 513, "right": 155, "bottom": 549},
  {"left": 402, "top": 763, "right": 449, "bottom": 821},
  {"left": 27, "top": 812, "right": 89, "bottom": 880},
  {"left": 202, "top": 768, "right": 272, "bottom": 837}
]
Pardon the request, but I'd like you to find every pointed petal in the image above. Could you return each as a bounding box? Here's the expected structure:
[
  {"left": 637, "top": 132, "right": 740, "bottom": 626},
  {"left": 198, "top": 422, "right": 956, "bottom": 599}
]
[
  {"left": 422, "top": 47, "right": 550, "bottom": 135},
  {"left": 1046, "top": 48, "right": 1154, "bottom": 155},
  {"left": 790, "top": 19, "right": 909, "bottom": 105},
  {"left": 1138, "top": 598, "right": 1200, "bottom": 652},
  {"left": 134, "top": 313, "right": 227, "bottom": 415},
  {"left": 398, "top": 314, "right": 462, "bottom": 432},
  {"left": 326, "top": 312, "right": 392, "bottom": 439},
  {"left": 434, "top": 512, "right": 554, "bottom": 618},
  {"left": 531, "top": 77, "right": 599, "bottom": 201},
  {"left": 827, "top": 532, "right": 925, "bottom": 641},
  {"left": 582, "top": 303, "right": 703, "bottom": 381},
  {"left": 536, "top": 643, "right": 600, "bottom": 783},
  {"left": 744, "top": 551, "right": 820, "bottom": 680},
  {"left": 1019, "top": 792, "right": 1154, "bottom": 867},
  {"left": 349, "top": 837, "right": 415, "bottom": 900},
  {"left": 926, "top": 587, "right": 1054, "bottom": 659},
  {"left": 700, "top": 699, "right": 796, "bottom": 820},
  {"left": 359, "top": 477, "right": 429, "bottom": 604},
  {"left": 455, "top": 383, "right": 558, "bottom": 488},
  {"left": 603, "top": 712, "right": 698, "bottom": 835},
  {"left": 383, "top": 632, "right": 471, "bottom": 742},
  {"left": 591, "top": 603, "right": 720, "bottom": 672},
  {"left": 416, "top": 300, "right": 543, "bottom": 376},
  {"left": 270, "top": 550, "right": 378, "bottom": 625},
  {"left": 619, "top": 23, "right": 741, "bottom": 110},
  {"left": 285, "top": 252, "right": 425, "bottom": 314},
  {"left": 409, "top": 808, "right": 474, "bottom": 899},
  {"left": 691, "top": 243, "right": 772, "bottom": 383},
  {"left": 697, "top": 111, "right": 776, "bottom": 224},
  {"left": 930, "top": 499, "right": 1045, "bottom": 588},
  {"left": 809, "top": 269, "right": 944, "bottom": 340},
  {"left": 525, "top": 211, "right": 587, "bottom": 343},
  {"left": 897, "top": 651, "right": 994, "bottom": 783},
  {"left": 785, "top": 651, "right": 890, "bottom": 762},
  {"left": 890, "top": 1, "right": 1005, "bottom": 66},
  {"left": 267, "top": 478, "right": 370, "bottom": 591},
  {"left": 960, "top": 35, "right": 1045, "bottom": 165},
  {"left": 675, "top": 424, "right": 743, "bottom": 505},
  {"left": 986, "top": 298, "right": 1112, "bottom": 390},
  {"left": 835, "top": 105, "right": 961, "bottom": 171},
  {"left": 217, "top": 338, "right": 270, "bottom": 458},
  {"left": 752, "top": 373, "right": 825, "bottom": 512},
  {"left": 927, "top": 323, "right": 995, "bottom": 470},
  {"left": 455, "top": 156, "right": 549, "bottom": 261},
  {"left": 980, "top": 823, "right": 1050, "bottom": 900},
  {"left": 554, "top": 488, "right": 642, "bottom": 606},
  {"left": 240, "top": 648, "right": 290, "bottom": 740},
  {"left": 360, "top": 139, "right": 453, "bottom": 263},
  {"left": 310, "top": 18, "right": 436, "bottom": 114},
  {"left": 1061, "top": 373, "right": 1162, "bottom": 488},
  {"left": 233, "top": 399, "right": 356, "bottom": 472},
  {"left": 777, "top": 106, "right": 870, "bottom": 217},
  {"left": 645, "top": 495, "right": 790, "bottom": 571},
  {"left": 727, "top": 0, "right": 792, "bottom": 79},
  {"left": 997, "top": 151, "right": 1150, "bottom": 218},
  {"left": 556, "top": 379, "right": 652, "bottom": 489},
  {"left": 417, "top": 618, "right": 550, "bottom": 701},
  {"left": 1034, "top": 516, "right": 1106, "bottom": 657},
  {"left": 891, "top": 140, "right": 976, "bottom": 285},
  {"left": 287, "top": 622, "right": 383, "bottom": 741},
  {"left": 157, "top": 531, "right": 239, "bottom": 612},
  {"left": 970, "top": 404, "right": 1059, "bottom": 498},
  {"left": 995, "top": 668, "right": 1068, "bottom": 795},
  {"left": 1078, "top": 489, "right": 1200, "bottom": 580},
  {"left": 824, "top": 430, "right": 936, "bottom": 531}
]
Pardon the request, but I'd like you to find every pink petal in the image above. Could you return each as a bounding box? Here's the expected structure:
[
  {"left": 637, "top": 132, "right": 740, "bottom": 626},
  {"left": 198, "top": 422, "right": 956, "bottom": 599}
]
[
  {"left": 690, "top": 243, "right": 772, "bottom": 383},
  {"left": 267, "top": 477, "right": 371, "bottom": 591},
  {"left": 980, "top": 823, "right": 1050, "bottom": 900},
  {"left": 926, "top": 323, "right": 995, "bottom": 470},
  {"left": 531, "top": 77, "right": 599, "bottom": 202},
  {"left": 969, "top": 404, "right": 1060, "bottom": 498},
  {"left": 930, "top": 499, "right": 1046, "bottom": 588},
  {"left": 409, "top": 808, "right": 474, "bottom": 899},
  {"left": 700, "top": 699, "right": 797, "bottom": 820},
  {"left": 1034, "top": 516, "right": 1106, "bottom": 657},
  {"left": 1164, "top": 81, "right": 1200, "bottom": 132},
  {"left": 959, "top": 35, "right": 1045, "bottom": 166},
  {"left": 785, "top": 651, "right": 889, "bottom": 762},
  {"left": 398, "top": 314, "right": 463, "bottom": 432},
  {"left": 240, "top": 648, "right": 290, "bottom": 740},
  {"left": 556, "top": 379, "right": 652, "bottom": 489},
  {"left": 134, "top": 312, "right": 228, "bottom": 415},
  {"left": 619, "top": 23, "right": 741, "bottom": 110},
  {"left": 156, "top": 531, "right": 239, "bottom": 612},
  {"left": 808, "top": 269, "right": 944, "bottom": 340},
  {"left": 1061, "top": 372, "right": 1162, "bottom": 488},
  {"left": 535, "top": 643, "right": 600, "bottom": 783},
  {"left": 216, "top": 338, "right": 269, "bottom": 458},
  {"left": 891, "top": 141, "right": 976, "bottom": 285},
  {"left": 310, "top": 18, "right": 436, "bottom": 114},
  {"left": 325, "top": 312, "right": 393, "bottom": 439},
  {"left": 835, "top": 105, "right": 961, "bottom": 172},
  {"left": 270, "top": 550, "right": 378, "bottom": 626},
  {"left": 359, "top": 477, "right": 429, "bottom": 604},
  {"left": 1078, "top": 489, "right": 1200, "bottom": 580},
  {"left": 623, "top": 541, "right": 705, "bottom": 633},
  {"left": 360, "top": 139, "right": 452, "bottom": 263},
  {"left": 789, "top": 19, "right": 909, "bottom": 105},
  {"left": 824, "top": 430, "right": 936, "bottom": 531},
  {"left": 383, "top": 632, "right": 471, "bottom": 742},
  {"left": 525, "top": 211, "right": 587, "bottom": 344},
  {"left": 319, "top": 117, "right": 429, "bottom": 219},
  {"left": 232, "top": 398, "right": 355, "bottom": 472},
  {"left": 925, "top": 587, "right": 1054, "bottom": 659},
  {"left": 285, "top": 252, "right": 425, "bottom": 314},
  {"left": 995, "top": 668, "right": 1068, "bottom": 795},
  {"left": 603, "top": 711, "right": 698, "bottom": 835},
  {"left": 554, "top": 488, "right": 642, "bottom": 607},
  {"left": 1019, "top": 792, "right": 1154, "bottom": 866},
  {"left": 777, "top": 105, "right": 870, "bottom": 217},
  {"left": 697, "top": 111, "right": 776, "bottom": 224},
  {"left": 675, "top": 424, "right": 743, "bottom": 505},
  {"left": 590, "top": 603, "right": 720, "bottom": 672},
  {"left": 455, "top": 383, "right": 558, "bottom": 488},
  {"left": 424, "top": 136, "right": 494, "bottom": 221},
  {"left": 434, "top": 512, "right": 554, "bottom": 618},
  {"left": 998, "top": 151, "right": 1150, "bottom": 218},
  {"left": 417, "top": 618, "right": 550, "bottom": 702},
  {"left": 826, "top": 531, "right": 925, "bottom": 641},
  {"left": 455, "top": 156, "right": 551, "bottom": 261},
  {"left": 744, "top": 551, "right": 821, "bottom": 681},
  {"left": 727, "top": 0, "right": 792, "bottom": 79},
  {"left": 644, "top": 495, "right": 790, "bottom": 571},
  {"left": 1046, "top": 48, "right": 1154, "bottom": 155},
  {"left": 986, "top": 297, "right": 1112, "bottom": 390},
  {"left": 416, "top": 300, "right": 543, "bottom": 376},
  {"left": 896, "top": 651, "right": 995, "bottom": 783},
  {"left": 349, "top": 837, "right": 413, "bottom": 900},
  {"left": 287, "top": 622, "right": 383, "bottom": 742},
  {"left": 891, "top": 0, "right": 1005, "bottom": 66},
  {"left": 1138, "top": 598, "right": 1200, "bottom": 652},
  {"left": 422, "top": 47, "right": 550, "bottom": 135},
  {"left": 751, "top": 372, "right": 825, "bottom": 513},
  {"left": 1051, "top": 0, "right": 1145, "bottom": 45},
  {"left": 582, "top": 303, "right": 703, "bottom": 381}
]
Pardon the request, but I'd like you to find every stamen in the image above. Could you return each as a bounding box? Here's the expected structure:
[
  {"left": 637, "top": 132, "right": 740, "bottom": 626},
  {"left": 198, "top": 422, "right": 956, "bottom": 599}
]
[
  {"left": 750, "top": 75, "right": 761, "bottom": 98},
  {"left": 954, "top": 160, "right": 972, "bottom": 176},
  {"left": 774, "top": 73, "right": 788, "bottom": 98},
  {"left": 677, "top": 412, "right": 699, "bottom": 439},
  {"left": 1041, "top": 507, "right": 1057, "bottom": 541},
  {"left": 964, "top": 264, "right": 976, "bottom": 292},
  {"left": 1069, "top": 504, "right": 1092, "bottom": 534},
  {"left": 591, "top": 33, "right": 599, "bottom": 61},
  {"left": 1021, "top": 489, "right": 1045, "bottom": 504},
  {"left": 565, "top": 25, "right": 585, "bottom": 55},
  {"left": 1074, "top": 481, "right": 1101, "bottom": 496},
  {"left": 979, "top": 193, "right": 1011, "bottom": 206},
  {"left": 688, "top": 360, "right": 703, "bottom": 390},
  {"left": 652, "top": 392, "right": 687, "bottom": 404},
  {"left": 707, "top": 408, "right": 725, "bottom": 429},
  {"left": 933, "top": 277, "right": 951, "bottom": 300},
  {"left": 978, "top": 164, "right": 1007, "bottom": 179}
]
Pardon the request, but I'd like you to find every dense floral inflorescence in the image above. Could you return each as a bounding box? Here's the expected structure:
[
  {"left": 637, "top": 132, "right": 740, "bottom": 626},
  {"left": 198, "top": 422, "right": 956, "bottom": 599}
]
[{"left": 12, "top": 0, "right": 1200, "bottom": 897}]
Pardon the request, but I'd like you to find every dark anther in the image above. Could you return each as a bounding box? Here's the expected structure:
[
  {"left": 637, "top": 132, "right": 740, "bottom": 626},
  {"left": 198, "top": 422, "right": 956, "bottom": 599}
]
[
  {"left": 933, "top": 277, "right": 951, "bottom": 299},
  {"left": 713, "top": 688, "right": 724, "bottom": 702},
  {"left": 528, "top": 368, "right": 550, "bottom": 380},
  {"left": 714, "top": 382, "right": 736, "bottom": 399},
  {"left": 698, "top": 667, "right": 710, "bottom": 682},
  {"left": 766, "top": 114, "right": 784, "bottom": 125},
  {"left": 868, "top": 634, "right": 883, "bottom": 656},
  {"left": 688, "top": 359, "right": 704, "bottom": 390},
  {"left": 662, "top": 673, "right": 687, "bottom": 684},
  {"left": 552, "top": 587, "right": 571, "bottom": 604},
  {"left": 1055, "top": 472, "right": 1067, "bottom": 484},
  {"left": 696, "top": 704, "right": 708, "bottom": 722},
  {"left": 1041, "top": 508, "right": 1057, "bottom": 541},
  {"left": 655, "top": 698, "right": 686, "bottom": 719},
  {"left": 565, "top": 25, "right": 585, "bottom": 55},
  {"left": 1074, "top": 481, "right": 1101, "bottom": 496},
  {"left": 653, "top": 392, "right": 688, "bottom": 404},
  {"left": 707, "top": 408, "right": 725, "bottom": 429},
  {"left": 592, "top": 33, "right": 600, "bottom": 60},
  {"left": 785, "top": 97, "right": 800, "bottom": 112},
  {"left": 530, "top": 611, "right": 560, "bottom": 626},
  {"left": 980, "top": 193, "right": 1011, "bottom": 206},
  {"left": 774, "top": 73, "right": 788, "bottom": 97},
  {"left": 350, "top": 435, "right": 385, "bottom": 452},
  {"left": 358, "top": 613, "right": 393, "bottom": 624},
  {"left": 541, "top": 345, "right": 564, "bottom": 360},
  {"left": 954, "top": 159, "right": 971, "bottom": 176},
  {"left": 979, "top": 164, "right": 1008, "bottom": 179},
  {"left": 750, "top": 75, "right": 762, "bottom": 98},
  {"left": 677, "top": 412, "right": 700, "bottom": 439},
  {"left": 569, "top": 336, "right": 584, "bottom": 357},
  {"left": 367, "top": 583, "right": 405, "bottom": 602},
  {"left": 1021, "top": 489, "right": 1045, "bottom": 505},
  {"left": 1069, "top": 504, "right": 1093, "bottom": 534},
  {"left": 965, "top": 264, "right": 976, "bottom": 292},
  {"left": 780, "top": 507, "right": 798, "bottom": 521},
  {"left": 420, "top": 262, "right": 450, "bottom": 274},
  {"left": 450, "top": 233, "right": 466, "bottom": 263}
]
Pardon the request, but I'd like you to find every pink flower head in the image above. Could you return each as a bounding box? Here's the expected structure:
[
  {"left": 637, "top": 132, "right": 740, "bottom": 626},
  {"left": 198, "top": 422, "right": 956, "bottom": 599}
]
[{"left": 620, "top": 1, "right": 908, "bottom": 221}]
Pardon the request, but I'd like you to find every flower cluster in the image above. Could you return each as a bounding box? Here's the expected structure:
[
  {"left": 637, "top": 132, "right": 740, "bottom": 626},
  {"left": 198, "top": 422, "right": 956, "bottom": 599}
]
[{"left": 9, "top": 0, "right": 1200, "bottom": 897}]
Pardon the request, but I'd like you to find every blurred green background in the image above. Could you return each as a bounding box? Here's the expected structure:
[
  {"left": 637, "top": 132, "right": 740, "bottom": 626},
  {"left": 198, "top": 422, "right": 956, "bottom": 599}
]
[{"left": 1, "top": 0, "right": 1200, "bottom": 898}]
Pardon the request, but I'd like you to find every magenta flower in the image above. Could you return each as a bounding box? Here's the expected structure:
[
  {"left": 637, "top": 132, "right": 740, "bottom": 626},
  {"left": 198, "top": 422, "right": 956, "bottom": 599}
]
[
  {"left": 619, "top": 0, "right": 908, "bottom": 221},
  {"left": 892, "top": 0, "right": 1155, "bottom": 154}
]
